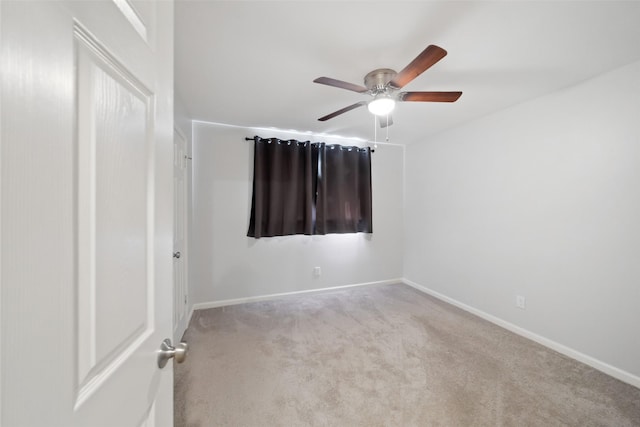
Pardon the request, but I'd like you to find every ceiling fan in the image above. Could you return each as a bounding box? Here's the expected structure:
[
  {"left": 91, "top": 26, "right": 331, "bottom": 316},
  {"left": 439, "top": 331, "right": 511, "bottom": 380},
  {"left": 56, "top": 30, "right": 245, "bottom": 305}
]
[{"left": 314, "top": 45, "right": 462, "bottom": 127}]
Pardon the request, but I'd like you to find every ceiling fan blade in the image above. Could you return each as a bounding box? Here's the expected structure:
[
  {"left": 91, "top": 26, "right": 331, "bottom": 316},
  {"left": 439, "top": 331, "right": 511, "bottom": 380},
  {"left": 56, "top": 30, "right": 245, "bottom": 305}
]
[
  {"left": 313, "top": 77, "right": 369, "bottom": 93},
  {"left": 378, "top": 115, "right": 393, "bottom": 128},
  {"left": 318, "top": 101, "right": 367, "bottom": 121},
  {"left": 399, "top": 91, "right": 462, "bottom": 102},
  {"left": 389, "top": 45, "right": 448, "bottom": 89}
]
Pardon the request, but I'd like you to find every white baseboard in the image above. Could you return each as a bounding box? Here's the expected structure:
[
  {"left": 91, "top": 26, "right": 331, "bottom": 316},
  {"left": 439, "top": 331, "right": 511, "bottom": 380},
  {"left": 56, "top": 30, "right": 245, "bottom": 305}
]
[
  {"left": 190, "top": 278, "right": 403, "bottom": 313},
  {"left": 402, "top": 278, "right": 640, "bottom": 389}
]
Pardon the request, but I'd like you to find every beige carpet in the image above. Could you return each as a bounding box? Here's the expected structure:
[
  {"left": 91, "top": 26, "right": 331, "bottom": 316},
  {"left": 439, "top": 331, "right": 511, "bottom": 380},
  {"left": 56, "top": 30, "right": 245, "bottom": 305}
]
[{"left": 174, "top": 283, "right": 640, "bottom": 426}]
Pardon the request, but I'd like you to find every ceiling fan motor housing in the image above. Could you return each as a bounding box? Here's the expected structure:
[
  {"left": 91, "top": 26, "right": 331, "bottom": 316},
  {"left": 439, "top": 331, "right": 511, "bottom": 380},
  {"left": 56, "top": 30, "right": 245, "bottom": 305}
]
[{"left": 364, "top": 68, "right": 397, "bottom": 93}]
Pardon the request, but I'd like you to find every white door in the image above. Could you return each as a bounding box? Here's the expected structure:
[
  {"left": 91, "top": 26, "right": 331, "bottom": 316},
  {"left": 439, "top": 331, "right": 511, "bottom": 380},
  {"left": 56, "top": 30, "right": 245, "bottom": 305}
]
[
  {"left": 173, "top": 130, "right": 188, "bottom": 341},
  {"left": 1, "top": 1, "right": 175, "bottom": 426}
]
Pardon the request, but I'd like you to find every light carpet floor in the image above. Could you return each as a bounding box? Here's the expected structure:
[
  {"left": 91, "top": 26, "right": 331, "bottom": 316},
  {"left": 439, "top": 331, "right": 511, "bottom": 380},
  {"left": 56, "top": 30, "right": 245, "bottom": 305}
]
[{"left": 174, "top": 283, "right": 640, "bottom": 426}]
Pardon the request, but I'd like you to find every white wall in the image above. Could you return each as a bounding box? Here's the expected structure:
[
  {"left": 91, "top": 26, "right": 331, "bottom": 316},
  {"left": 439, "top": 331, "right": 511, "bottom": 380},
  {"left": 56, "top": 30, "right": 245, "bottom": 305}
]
[
  {"left": 404, "top": 60, "right": 640, "bottom": 382},
  {"left": 190, "top": 122, "right": 404, "bottom": 304}
]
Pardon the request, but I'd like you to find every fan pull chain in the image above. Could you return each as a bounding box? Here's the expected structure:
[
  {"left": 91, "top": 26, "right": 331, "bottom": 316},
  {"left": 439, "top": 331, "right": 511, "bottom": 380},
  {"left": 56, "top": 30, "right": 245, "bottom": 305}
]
[
  {"left": 386, "top": 115, "right": 390, "bottom": 142},
  {"left": 373, "top": 114, "right": 378, "bottom": 149}
]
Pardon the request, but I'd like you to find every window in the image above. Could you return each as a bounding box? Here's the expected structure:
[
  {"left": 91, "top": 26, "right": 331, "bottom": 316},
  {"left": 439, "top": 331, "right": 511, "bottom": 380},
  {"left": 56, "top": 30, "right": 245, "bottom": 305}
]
[{"left": 247, "top": 137, "right": 372, "bottom": 238}]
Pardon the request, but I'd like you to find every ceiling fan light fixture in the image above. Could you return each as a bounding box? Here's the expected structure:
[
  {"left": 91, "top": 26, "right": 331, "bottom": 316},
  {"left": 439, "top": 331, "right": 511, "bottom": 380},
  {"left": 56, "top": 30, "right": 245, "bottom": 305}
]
[{"left": 367, "top": 96, "right": 395, "bottom": 116}]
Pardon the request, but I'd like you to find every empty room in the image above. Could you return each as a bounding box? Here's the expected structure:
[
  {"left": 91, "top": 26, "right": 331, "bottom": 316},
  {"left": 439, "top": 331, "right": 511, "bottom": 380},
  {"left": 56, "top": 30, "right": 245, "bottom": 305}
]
[
  {"left": 1, "top": 1, "right": 639, "bottom": 426},
  {"left": 172, "top": 1, "right": 640, "bottom": 425}
]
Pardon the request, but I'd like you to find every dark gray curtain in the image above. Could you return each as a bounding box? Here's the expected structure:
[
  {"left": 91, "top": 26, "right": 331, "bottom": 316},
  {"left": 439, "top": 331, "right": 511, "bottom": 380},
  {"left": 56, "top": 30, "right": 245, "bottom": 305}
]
[
  {"left": 248, "top": 137, "right": 317, "bottom": 238},
  {"left": 247, "top": 137, "right": 372, "bottom": 238},
  {"left": 315, "top": 143, "right": 372, "bottom": 234}
]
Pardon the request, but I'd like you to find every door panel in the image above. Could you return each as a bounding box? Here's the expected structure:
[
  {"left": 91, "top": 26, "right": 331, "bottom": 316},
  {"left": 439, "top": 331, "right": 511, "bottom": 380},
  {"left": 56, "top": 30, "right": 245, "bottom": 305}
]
[
  {"left": 1, "top": 1, "right": 174, "bottom": 426},
  {"left": 75, "top": 22, "right": 154, "bottom": 403}
]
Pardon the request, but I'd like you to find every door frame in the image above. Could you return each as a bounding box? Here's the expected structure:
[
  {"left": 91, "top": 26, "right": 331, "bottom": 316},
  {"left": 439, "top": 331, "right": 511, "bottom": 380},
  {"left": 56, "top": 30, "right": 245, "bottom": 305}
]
[{"left": 173, "top": 127, "right": 190, "bottom": 342}]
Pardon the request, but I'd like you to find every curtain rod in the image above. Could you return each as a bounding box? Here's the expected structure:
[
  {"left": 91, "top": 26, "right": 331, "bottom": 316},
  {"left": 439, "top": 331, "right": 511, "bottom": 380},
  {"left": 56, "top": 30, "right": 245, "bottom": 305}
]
[{"left": 243, "top": 137, "right": 375, "bottom": 153}]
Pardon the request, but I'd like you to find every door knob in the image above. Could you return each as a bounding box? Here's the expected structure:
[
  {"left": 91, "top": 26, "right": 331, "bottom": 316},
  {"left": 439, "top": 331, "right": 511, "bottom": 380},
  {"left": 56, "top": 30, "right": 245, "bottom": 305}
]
[
  {"left": 157, "top": 339, "right": 188, "bottom": 368},
  {"left": 173, "top": 251, "right": 181, "bottom": 259}
]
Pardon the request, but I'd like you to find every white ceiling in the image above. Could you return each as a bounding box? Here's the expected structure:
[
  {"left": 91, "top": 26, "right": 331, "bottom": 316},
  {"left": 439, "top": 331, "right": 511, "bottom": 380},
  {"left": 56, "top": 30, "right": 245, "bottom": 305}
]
[{"left": 174, "top": 1, "right": 640, "bottom": 145}]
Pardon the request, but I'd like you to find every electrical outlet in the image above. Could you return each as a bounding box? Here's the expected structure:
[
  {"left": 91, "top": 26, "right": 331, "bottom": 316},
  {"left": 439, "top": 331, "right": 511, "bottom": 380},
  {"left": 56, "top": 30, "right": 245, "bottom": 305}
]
[
  {"left": 313, "top": 267, "right": 321, "bottom": 277},
  {"left": 516, "top": 295, "right": 526, "bottom": 310}
]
